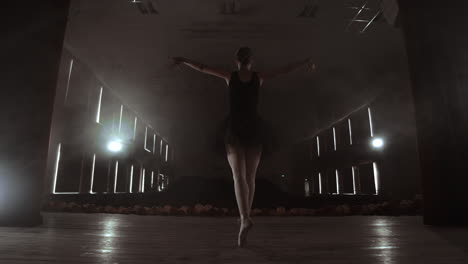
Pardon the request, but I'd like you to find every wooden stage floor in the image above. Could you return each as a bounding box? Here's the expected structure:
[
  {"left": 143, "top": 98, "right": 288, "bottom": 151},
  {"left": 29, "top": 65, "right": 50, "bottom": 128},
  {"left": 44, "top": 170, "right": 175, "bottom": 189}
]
[{"left": 0, "top": 213, "right": 467, "bottom": 263}]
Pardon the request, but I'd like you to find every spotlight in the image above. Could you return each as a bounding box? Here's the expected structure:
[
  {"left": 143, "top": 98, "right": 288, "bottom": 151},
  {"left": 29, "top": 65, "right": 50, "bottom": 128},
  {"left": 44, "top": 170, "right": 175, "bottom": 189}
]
[
  {"left": 107, "top": 140, "right": 123, "bottom": 152},
  {"left": 372, "top": 137, "right": 384, "bottom": 148}
]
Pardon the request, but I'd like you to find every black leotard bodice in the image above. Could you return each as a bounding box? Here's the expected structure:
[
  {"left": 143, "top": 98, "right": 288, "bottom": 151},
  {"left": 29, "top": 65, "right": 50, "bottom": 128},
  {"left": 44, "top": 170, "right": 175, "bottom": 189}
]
[
  {"left": 228, "top": 71, "right": 260, "bottom": 120},
  {"left": 215, "top": 70, "right": 275, "bottom": 155}
]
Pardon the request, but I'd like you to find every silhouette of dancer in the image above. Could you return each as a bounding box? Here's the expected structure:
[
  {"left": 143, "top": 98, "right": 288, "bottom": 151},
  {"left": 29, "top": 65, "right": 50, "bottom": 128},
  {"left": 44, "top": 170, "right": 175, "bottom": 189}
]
[{"left": 173, "top": 47, "right": 315, "bottom": 247}]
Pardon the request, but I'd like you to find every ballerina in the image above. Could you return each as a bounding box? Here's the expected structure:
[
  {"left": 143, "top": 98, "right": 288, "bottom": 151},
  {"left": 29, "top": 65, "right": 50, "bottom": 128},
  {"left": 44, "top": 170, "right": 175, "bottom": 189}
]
[{"left": 173, "top": 47, "right": 315, "bottom": 247}]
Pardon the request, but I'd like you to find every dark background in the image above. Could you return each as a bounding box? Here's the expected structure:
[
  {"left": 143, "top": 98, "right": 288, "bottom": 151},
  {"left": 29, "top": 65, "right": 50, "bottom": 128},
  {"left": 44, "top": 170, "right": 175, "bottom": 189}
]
[{"left": 57, "top": 0, "right": 419, "bottom": 198}]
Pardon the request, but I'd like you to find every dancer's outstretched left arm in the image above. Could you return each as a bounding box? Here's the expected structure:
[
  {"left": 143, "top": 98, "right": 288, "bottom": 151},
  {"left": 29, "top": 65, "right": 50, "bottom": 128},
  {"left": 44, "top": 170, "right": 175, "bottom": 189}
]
[
  {"left": 173, "top": 57, "right": 230, "bottom": 83},
  {"left": 259, "top": 58, "right": 316, "bottom": 81}
]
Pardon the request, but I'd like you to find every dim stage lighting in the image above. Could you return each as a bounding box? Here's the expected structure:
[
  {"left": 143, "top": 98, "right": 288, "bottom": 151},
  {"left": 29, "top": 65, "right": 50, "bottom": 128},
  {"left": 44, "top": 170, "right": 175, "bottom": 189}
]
[
  {"left": 372, "top": 137, "right": 384, "bottom": 148},
  {"left": 107, "top": 140, "right": 123, "bottom": 152}
]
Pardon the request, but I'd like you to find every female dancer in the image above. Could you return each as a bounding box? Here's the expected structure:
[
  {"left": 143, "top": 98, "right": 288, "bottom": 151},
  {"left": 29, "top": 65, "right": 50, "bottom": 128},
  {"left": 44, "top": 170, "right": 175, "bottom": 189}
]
[{"left": 173, "top": 47, "right": 315, "bottom": 247}]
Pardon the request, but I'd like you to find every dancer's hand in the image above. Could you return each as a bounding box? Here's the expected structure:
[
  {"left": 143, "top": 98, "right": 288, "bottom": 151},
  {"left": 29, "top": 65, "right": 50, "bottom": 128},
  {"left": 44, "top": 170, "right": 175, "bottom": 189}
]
[
  {"left": 173, "top": 57, "right": 186, "bottom": 65},
  {"left": 305, "top": 58, "right": 316, "bottom": 73},
  {"left": 309, "top": 63, "right": 317, "bottom": 73}
]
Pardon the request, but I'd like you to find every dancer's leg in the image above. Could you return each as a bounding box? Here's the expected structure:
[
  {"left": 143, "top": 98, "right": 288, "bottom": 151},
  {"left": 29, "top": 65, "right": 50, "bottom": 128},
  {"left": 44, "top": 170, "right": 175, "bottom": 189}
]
[
  {"left": 226, "top": 144, "right": 253, "bottom": 247},
  {"left": 245, "top": 144, "right": 262, "bottom": 216},
  {"left": 226, "top": 144, "right": 249, "bottom": 221}
]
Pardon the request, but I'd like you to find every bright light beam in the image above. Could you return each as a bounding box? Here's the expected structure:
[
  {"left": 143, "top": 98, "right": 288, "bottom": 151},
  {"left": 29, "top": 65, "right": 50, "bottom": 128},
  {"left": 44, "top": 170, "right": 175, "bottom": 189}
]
[
  {"left": 107, "top": 140, "right": 123, "bottom": 152},
  {"left": 372, "top": 138, "right": 384, "bottom": 148}
]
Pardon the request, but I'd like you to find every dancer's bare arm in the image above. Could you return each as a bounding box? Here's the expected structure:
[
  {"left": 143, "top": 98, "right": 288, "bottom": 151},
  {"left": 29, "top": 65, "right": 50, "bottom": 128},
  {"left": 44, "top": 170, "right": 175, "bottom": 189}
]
[
  {"left": 259, "top": 58, "right": 316, "bottom": 81},
  {"left": 173, "top": 57, "right": 230, "bottom": 82}
]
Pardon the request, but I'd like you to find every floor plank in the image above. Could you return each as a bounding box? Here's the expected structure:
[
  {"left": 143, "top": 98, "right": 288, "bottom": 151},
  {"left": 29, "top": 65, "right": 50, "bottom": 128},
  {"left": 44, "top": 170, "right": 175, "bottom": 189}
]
[{"left": 0, "top": 213, "right": 467, "bottom": 263}]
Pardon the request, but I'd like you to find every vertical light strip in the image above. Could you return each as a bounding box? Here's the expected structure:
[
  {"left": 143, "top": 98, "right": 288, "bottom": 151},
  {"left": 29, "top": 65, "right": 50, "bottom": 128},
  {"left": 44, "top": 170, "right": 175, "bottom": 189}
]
[
  {"left": 113, "top": 161, "right": 119, "bottom": 193},
  {"left": 160, "top": 140, "right": 164, "bottom": 155},
  {"left": 332, "top": 127, "right": 337, "bottom": 151},
  {"left": 318, "top": 172, "right": 322, "bottom": 194},
  {"left": 165, "top": 144, "right": 169, "bottom": 162},
  {"left": 118, "top": 105, "right": 123, "bottom": 133},
  {"left": 351, "top": 166, "right": 357, "bottom": 195},
  {"left": 335, "top": 169, "right": 340, "bottom": 194},
  {"left": 144, "top": 127, "right": 148, "bottom": 149},
  {"left": 157, "top": 173, "right": 161, "bottom": 190},
  {"left": 52, "top": 143, "right": 62, "bottom": 194},
  {"left": 153, "top": 134, "right": 157, "bottom": 153},
  {"left": 141, "top": 168, "right": 146, "bottom": 193},
  {"left": 158, "top": 175, "right": 163, "bottom": 191},
  {"left": 129, "top": 165, "right": 134, "bottom": 193},
  {"left": 373, "top": 162, "right": 380, "bottom": 195},
  {"left": 368, "top": 107, "right": 374, "bottom": 137},
  {"left": 316, "top": 136, "right": 320, "bottom": 157},
  {"left": 151, "top": 171, "right": 154, "bottom": 188},
  {"left": 89, "top": 154, "right": 96, "bottom": 194},
  {"left": 348, "top": 118, "right": 353, "bottom": 145},
  {"left": 144, "top": 127, "right": 151, "bottom": 152},
  {"left": 64, "top": 59, "right": 74, "bottom": 104},
  {"left": 133, "top": 117, "right": 138, "bottom": 140},
  {"left": 96, "top": 87, "right": 103, "bottom": 123}
]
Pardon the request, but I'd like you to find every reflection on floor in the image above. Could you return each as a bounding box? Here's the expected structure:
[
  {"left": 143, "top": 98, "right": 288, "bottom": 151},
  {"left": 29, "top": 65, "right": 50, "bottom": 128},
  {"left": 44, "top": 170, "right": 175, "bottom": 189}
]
[{"left": 0, "top": 213, "right": 467, "bottom": 263}]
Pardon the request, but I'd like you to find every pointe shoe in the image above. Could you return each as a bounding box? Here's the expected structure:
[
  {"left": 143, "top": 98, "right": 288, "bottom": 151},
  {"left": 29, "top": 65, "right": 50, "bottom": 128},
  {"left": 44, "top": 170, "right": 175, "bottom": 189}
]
[{"left": 238, "top": 218, "right": 253, "bottom": 247}]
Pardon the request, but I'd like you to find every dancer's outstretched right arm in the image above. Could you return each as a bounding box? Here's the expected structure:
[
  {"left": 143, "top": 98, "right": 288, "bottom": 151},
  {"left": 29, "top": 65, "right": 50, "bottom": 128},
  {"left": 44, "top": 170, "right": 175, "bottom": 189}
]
[{"left": 173, "top": 57, "right": 230, "bottom": 82}]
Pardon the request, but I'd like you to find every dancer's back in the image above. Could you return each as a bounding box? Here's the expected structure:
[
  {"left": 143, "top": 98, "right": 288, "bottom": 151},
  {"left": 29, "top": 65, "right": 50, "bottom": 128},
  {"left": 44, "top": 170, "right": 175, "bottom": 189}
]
[{"left": 228, "top": 71, "right": 260, "bottom": 120}]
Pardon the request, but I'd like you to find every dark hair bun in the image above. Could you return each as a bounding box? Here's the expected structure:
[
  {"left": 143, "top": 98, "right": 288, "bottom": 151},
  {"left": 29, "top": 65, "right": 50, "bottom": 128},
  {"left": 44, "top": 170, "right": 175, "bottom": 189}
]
[{"left": 236, "top": 46, "right": 252, "bottom": 65}]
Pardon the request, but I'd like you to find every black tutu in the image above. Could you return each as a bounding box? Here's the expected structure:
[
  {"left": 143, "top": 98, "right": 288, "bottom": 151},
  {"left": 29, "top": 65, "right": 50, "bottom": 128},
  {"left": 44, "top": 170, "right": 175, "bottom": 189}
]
[{"left": 214, "top": 114, "right": 277, "bottom": 159}]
